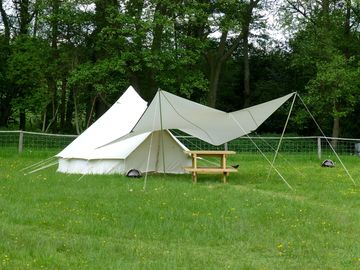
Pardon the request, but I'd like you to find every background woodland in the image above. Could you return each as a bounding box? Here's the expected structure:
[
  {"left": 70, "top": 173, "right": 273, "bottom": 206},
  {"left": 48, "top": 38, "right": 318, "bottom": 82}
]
[{"left": 1, "top": 0, "right": 360, "bottom": 138}]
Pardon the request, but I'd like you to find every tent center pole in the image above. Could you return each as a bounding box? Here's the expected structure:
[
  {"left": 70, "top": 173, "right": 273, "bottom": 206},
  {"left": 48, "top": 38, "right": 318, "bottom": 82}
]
[{"left": 159, "top": 91, "right": 166, "bottom": 174}]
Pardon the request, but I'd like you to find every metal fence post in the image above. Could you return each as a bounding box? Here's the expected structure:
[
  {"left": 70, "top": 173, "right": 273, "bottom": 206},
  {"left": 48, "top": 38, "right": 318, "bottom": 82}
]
[
  {"left": 317, "top": 136, "right": 321, "bottom": 159},
  {"left": 18, "top": 131, "right": 24, "bottom": 153}
]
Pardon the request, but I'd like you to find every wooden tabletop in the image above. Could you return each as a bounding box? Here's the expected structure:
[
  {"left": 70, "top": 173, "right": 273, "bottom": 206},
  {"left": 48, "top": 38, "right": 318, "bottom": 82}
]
[{"left": 184, "top": 150, "right": 236, "bottom": 155}]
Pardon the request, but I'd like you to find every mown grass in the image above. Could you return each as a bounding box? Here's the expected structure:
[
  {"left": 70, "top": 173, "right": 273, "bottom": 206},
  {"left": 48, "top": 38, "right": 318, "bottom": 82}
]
[{"left": 0, "top": 150, "right": 359, "bottom": 269}]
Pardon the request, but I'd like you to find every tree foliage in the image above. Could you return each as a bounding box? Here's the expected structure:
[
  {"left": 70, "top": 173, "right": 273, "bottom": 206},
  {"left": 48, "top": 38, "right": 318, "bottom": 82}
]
[
  {"left": 0, "top": 0, "right": 360, "bottom": 138},
  {"left": 285, "top": 0, "right": 360, "bottom": 137}
]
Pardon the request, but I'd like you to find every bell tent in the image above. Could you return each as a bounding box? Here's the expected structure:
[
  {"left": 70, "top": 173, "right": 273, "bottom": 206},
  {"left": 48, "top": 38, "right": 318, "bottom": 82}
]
[{"left": 56, "top": 86, "right": 191, "bottom": 175}]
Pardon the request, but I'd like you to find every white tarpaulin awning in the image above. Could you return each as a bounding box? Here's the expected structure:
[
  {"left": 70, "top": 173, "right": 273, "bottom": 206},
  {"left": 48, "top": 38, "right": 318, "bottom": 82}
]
[{"left": 117, "top": 91, "right": 295, "bottom": 146}]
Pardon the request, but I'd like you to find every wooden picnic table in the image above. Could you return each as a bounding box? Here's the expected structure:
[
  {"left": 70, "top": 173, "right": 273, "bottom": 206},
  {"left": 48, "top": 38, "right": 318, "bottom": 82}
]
[{"left": 184, "top": 150, "right": 237, "bottom": 183}]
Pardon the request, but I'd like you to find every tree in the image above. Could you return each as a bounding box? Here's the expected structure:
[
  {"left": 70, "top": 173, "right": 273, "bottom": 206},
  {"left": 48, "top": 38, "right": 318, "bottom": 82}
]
[
  {"left": 0, "top": 0, "right": 12, "bottom": 127},
  {"left": 240, "top": 0, "right": 260, "bottom": 108},
  {"left": 0, "top": 35, "right": 12, "bottom": 127},
  {"left": 6, "top": 36, "right": 50, "bottom": 128},
  {"left": 99, "top": 0, "right": 209, "bottom": 101},
  {"left": 285, "top": 0, "right": 360, "bottom": 138}
]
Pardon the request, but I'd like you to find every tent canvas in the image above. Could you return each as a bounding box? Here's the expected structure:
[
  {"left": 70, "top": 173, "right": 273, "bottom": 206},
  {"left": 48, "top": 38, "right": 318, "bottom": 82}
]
[
  {"left": 56, "top": 86, "right": 191, "bottom": 175},
  {"left": 96, "top": 90, "right": 299, "bottom": 188},
  {"left": 106, "top": 90, "right": 296, "bottom": 146}
]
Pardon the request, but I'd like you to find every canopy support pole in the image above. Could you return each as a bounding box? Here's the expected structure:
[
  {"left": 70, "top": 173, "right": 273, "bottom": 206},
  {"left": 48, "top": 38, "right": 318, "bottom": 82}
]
[
  {"left": 159, "top": 91, "right": 166, "bottom": 174},
  {"left": 143, "top": 92, "right": 160, "bottom": 191},
  {"left": 297, "top": 94, "right": 356, "bottom": 186},
  {"left": 267, "top": 94, "right": 297, "bottom": 181},
  {"left": 230, "top": 114, "right": 293, "bottom": 190}
]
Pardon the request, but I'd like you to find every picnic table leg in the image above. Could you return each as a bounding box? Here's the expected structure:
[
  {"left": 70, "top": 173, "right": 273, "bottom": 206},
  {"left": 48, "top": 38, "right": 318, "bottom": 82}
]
[
  {"left": 222, "top": 172, "right": 227, "bottom": 183},
  {"left": 192, "top": 154, "right": 197, "bottom": 183},
  {"left": 221, "top": 154, "right": 226, "bottom": 169},
  {"left": 222, "top": 154, "right": 227, "bottom": 183},
  {"left": 192, "top": 172, "right": 197, "bottom": 183}
]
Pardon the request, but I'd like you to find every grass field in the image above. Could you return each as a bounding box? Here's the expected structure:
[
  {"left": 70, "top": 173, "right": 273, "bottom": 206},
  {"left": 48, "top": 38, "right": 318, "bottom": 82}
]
[{"left": 0, "top": 150, "right": 359, "bottom": 269}]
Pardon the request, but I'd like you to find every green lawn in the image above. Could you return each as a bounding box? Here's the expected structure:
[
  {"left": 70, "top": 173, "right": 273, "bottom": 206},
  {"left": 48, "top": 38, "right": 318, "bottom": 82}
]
[{"left": 0, "top": 150, "right": 359, "bottom": 269}]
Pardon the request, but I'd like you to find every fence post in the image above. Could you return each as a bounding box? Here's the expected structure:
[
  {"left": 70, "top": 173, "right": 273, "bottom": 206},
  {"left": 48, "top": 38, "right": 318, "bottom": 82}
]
[
  {"left": 317, "top": 136, "right": 321, "bottom": 159},
  {"left": 224, "top": 142, "right": 228, "bottom": 151},
  {"left": 18, "top": 131, "right": 24, "bottom": 153}
]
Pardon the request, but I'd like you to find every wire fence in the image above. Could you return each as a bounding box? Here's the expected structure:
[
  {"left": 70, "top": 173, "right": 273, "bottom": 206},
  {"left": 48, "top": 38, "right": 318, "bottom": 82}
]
[
  {"left": 1, "top": 130, "right": 360, "bottom": 158},
  {"left": 176, "top": 135, "right": 360, "bottom": 158},
  {"left": 0, "top": 131, "right": 76, "bottom": 153}
]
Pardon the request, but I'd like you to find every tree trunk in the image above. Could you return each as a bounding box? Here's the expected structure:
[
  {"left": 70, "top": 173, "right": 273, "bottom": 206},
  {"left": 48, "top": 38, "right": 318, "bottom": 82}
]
[
  {"left": 243, "top": 32, "right": 250, "bottom": 108},
  {"left": 0, "top": 97, "right": 11, "bottom": 127},
  {"left": 242, "top": 0, "right": 260, "bottom": 108},
  {"left": 32, "top": 0, "right": 39, "bottom": 37},
  {"left": 94, "top": 95, "right": 107, "bottom": 121},
  {"left": 18, "top": 0, "right": 31, "bottom": 35},
  {"left": 19, "top": 110, "right": 26, "bottom": 130},
  {"left": 129, "top": 72, "right": 141, "bottom": 94},
  {"left": 73, "top": 89, "right": 81, "bottom": 135},
  {"left": 143, "top": 2, "right": 168, "bottom": 100},
  {"left": 206, "top": 30, "right": 241, "bottom": 108},
  {"left": 45, "top": 77, "right": 58, "bottom": 132},
  {"left": 207, "top": 59, "right": 222, "bottom": 108},
  {"left": 343, "top": 0, "right": 351, "bottom": 59},
  {"left": 0, "top": 0, "right": 10, "bottom": 41},
  {"left": 331, "top": 116, "right": 340, "bottom": 149},
  {"left": 59, "top": 78, "right": 67, "bottom": 131},
  {"left": 0, "top": 1, "right": 11, "bottom": 127},
  {"left": 17, "top": 0, "right": 32, "bottom": 130},
  {"left": 65, "top": 86, "right": 75, "bottom": 133}
]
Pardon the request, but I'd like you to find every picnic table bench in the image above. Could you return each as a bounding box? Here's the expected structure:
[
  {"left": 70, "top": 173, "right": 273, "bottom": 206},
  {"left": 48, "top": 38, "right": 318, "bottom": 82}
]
[{"left": 184, "top": 150, "right": 237, "bottom": 183}]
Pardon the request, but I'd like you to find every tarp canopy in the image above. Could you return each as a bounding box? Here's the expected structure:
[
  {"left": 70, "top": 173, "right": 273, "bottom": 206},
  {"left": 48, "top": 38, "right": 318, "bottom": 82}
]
[{"left": 107, "top": 90, "right": 295, "bottom": 146}]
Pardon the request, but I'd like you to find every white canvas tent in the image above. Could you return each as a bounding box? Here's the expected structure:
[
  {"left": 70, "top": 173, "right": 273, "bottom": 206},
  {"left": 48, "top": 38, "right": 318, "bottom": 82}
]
[
  {"left": 96, "top": 90, "right": 298, "bottom": 188},
  {"left": 56, "top": 86, "right": 191, "bottom": 175},
  {"left": 25, "top": 87, "right": 355, "bottom": 188}
]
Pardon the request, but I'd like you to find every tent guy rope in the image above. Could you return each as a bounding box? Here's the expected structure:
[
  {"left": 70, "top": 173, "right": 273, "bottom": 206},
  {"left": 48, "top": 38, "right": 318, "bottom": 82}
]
[
  {"left": 297, "top": 94, "right": 357, "bottom": 186},
  {"left": 229, "top": 114, "right": 294, "bottom": 190}
]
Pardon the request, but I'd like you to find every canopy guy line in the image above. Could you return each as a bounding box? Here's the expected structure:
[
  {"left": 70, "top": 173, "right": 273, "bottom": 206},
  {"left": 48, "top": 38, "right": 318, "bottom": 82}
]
[
  {"left": 229, "top": 114, "right": 294, "bottom": 190},
  {"left": 170, "top": 130, "right": 203, "bottom": 150},
  {"left": 169, "top": 130, "right": 223, "bottom": 167},
  {"left": 297, "top": 94, "right": 357, "bottom": 186},
  {"left": 253, "top": 133, "right": 306, "bottom": 178},
  {"left": 76, "top": 174, "right": 87, "bottom": 182},
  {"left": 267, "top": 93, "right": 297, "bottom": 181}
]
